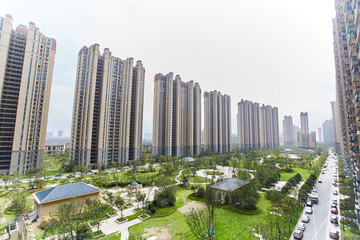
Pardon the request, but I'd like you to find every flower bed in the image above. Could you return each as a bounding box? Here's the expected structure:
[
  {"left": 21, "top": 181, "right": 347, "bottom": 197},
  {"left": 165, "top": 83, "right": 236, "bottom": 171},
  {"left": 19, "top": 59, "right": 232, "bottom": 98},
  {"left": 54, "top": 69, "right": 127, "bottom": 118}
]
[
  {"left": 133, "top": 208, "right": 142, "bottom": 213},
  {"left": 138, "top": 213, "right": 150, "bottom": 221},
  {"left": 93, "top": 230, "right": 105, "bottom": 239},
  {"left": 88, "top": 220, "right": 100, "bottom": 228},
  {"left": 106, "top": 211, "right": 118, "bottom": 218},
  {"left": 115, "top": 217, "right": 128, "bottom": 224},
  {"left": 206, "top": 171, "right": 224, "bottom": 175}
]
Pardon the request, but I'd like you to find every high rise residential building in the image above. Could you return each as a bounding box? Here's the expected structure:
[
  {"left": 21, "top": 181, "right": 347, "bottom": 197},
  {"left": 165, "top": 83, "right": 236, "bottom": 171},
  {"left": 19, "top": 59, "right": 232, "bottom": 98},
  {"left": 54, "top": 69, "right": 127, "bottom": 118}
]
[
  {"left": 322, "top": 119, "right": 335, "bottom": 146},
  {"left": 332, "top": 0, "right": 360, "bottom": 208},
  {"left": 58, "top": 130, "right": 63, "bottom": 137},
  {"left": 283, "top": 115, "right": 296, "bottom": 146},
  {"left": 330, "top": 101, "right": 342, "bottom": 152},
  {"left": 152, "top": 73, "right": 201, "bottom": 157},
  {"left": 259, "top": 104, "right": 280, "bottom": 148},
  {"left": 204, "top": 91, "right": 231, "bottom": 153},
  {"left": 300, "top": 112, "right": 309, "bottom": 133},
  {"left": 318, "top": 127, "right": 323, "bottom": 144},
  {"left": 297, "top": 112, "right": 316, "bottom": 149},
  {"left": 46, "top": 132, "right": 53, "bottom": 138},
  {"left": 0, "top": 15, "right": 56, "bottom": 174},
  {"left": 237, "top": 100, "right": 260, "bottom": 150},
  {"left": 70, "top": 44, "right": 145, "bottom": 167}
]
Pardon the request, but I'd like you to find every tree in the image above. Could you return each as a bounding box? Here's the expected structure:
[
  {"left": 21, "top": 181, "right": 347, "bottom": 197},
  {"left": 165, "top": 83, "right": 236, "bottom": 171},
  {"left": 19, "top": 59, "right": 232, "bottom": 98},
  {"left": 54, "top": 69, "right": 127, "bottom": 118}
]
[
  {"left": 75, "top": 223, "right": 94, "bottom": 240},
  {"left": 2, "top": 175, "right": 10, "bottom": 190},
  {"left": 115, "top": 196, "right": 125, "bottom": 219},
  {"left": 106, "top": 192, "right": 116, "bottom": 214},
  {"left": 135, "top": 191, "right": 146, "bottom": 210},
  {"left": 85, "top": 199, "right": 108, "bottom": 233},
  {"left": 8, "top": 190, "right": 27, "bottom": 215},
  {"left": 185, "top": 184, "right": 217, "bottom": 239},
  {"left": 26, "top": 167, "right": 42, "bottom": 189}
]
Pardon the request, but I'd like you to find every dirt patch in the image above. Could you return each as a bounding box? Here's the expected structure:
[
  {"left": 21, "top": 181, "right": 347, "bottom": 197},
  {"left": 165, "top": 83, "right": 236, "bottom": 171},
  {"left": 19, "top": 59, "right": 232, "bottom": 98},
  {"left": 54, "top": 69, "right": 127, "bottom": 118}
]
[
  {"left": 177, "top": 201, "right": 206, "bottom": 214},
  {"left": 143, "top": 227, "right": 171, "bottom": 240}
]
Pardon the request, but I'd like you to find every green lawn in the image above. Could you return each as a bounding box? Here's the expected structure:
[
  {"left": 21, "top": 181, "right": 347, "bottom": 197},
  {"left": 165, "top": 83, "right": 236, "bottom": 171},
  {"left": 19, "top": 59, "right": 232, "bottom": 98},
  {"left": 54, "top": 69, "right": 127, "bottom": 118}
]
[
  {"left": 341, "top": 223, "right": 360, "bottom": 240},
  {"left": 280, "top": 168, "right": 310, "bottom": 181},
  {"left": 100, "top": 233, "right": 121, "bottom": 239},
  {"left": 129, "top": 192, "right": 272, "bottom": 239},
  {"left": 45, "top": 168, "right": 60, "bottom": 177}
]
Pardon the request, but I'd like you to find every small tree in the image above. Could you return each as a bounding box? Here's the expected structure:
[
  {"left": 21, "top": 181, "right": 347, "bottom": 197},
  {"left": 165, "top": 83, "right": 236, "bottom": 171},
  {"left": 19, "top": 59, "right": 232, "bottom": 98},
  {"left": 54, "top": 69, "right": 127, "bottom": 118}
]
[
  {"left": 85, "top": 199, "right": 108, "bottom": 233},
  {"left": 9, "top": 190, "right": 27, "bottom": 215},
  {"left": 76, "top": 223, "right": 94, "bottom": 240},
  {"left": 106, "top": 192, "right": 116, "bottom": 214},
  {"left": 115, "top": 196, "right": 125, "bottom": 219},
  {"left": 135, "top": 191, "right": 146, "bottom": 210}
]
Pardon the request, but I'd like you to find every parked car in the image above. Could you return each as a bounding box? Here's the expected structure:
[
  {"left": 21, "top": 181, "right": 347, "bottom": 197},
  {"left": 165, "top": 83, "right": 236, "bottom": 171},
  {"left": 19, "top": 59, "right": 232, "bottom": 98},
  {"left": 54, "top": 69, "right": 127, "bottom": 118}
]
[
  {"left": 55, "top": 173, "right": 62, "bottom": 178},
  {"left": 333, "top": 190, "right": 338, "bottom": 195},
  {"left": 322, "top": 170, "right": 325, "bottom": 174},
  {"left": 301, "top": 215, "right": 310, "bottom": 223},
  {"left": 305, "top": 207, "right": 313, "bottom": 214},
  {"left": 332, "top": 199, "right": 338, "bottom": 205},
  {"left": 330, "top": 215, "right": 338, "bottom": 224},
  {"left": 331, "top": 208, "right": 338, "bottom": 214},
  {"left": 306, "top": 201, "right": 312, "bottom": 207},
  {"left": 329, "top": 230, "right": 339, "bottom": 239},
  {"left": 293, "top": 230, "right": 303, "bottom": 239},
  {"left": 331, "top": 203, "right": 337, "bottom": 209},
  {"left": 297, "top": 223, "right": 306, "bottom": 231},
  {"left": 318, "top": 179, "right": 322, "bottom": 183}
]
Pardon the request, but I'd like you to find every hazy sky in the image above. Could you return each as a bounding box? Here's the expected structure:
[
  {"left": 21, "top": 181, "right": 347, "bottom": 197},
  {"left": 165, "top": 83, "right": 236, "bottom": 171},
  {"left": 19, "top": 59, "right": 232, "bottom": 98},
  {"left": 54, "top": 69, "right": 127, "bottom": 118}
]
[{"left": 2, "top": 0, "right": 336, "bottom": 137}]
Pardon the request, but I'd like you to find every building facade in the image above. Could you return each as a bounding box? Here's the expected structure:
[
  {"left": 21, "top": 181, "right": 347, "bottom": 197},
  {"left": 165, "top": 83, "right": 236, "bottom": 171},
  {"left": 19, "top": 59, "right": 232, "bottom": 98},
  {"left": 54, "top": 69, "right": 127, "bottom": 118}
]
[
  {"left": 204, "top": 91, "right": 231, "bottom": 153},
  {"left": 318, "top": 127, "right": 323, "bottom": 144},
  {"left": 69, "top": 44, "right": 145, "bottom": 167},
  {"left": 237, "top": 100, "right": 260, "bottom": 150},
  {"left": 297, "top": 112, "right": 316, "bottom": 149},
  {"left": 330, "top": 101, "right": 342, "bottom": 152},
  {"left": 259, "top": 105, "right": 280, "bottom": 149},
  {"left": 283, "top": 115, "right": 296, "bottom": 146},
  {"left": 0, "top": 15, "right": 56, "bottom": 174},
  {"left": 152, "top": 73, "right": 201, "bottom": 157},
  {"left": 322, "top": 119, "right": 335, "bottom": 146}
]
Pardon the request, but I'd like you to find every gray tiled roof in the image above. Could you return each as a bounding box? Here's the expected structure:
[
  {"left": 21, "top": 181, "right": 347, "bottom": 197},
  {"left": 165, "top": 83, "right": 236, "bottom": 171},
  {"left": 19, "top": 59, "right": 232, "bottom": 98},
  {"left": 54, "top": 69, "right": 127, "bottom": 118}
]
[
  {"left": 129, "top": 181, "right": 139, "bottom": 187},
  {"left": 35, "top": 182, "right": 99, "bottom": 203},
  {"left": 211, "top": 178, "right": 248, "bottom": 192}
]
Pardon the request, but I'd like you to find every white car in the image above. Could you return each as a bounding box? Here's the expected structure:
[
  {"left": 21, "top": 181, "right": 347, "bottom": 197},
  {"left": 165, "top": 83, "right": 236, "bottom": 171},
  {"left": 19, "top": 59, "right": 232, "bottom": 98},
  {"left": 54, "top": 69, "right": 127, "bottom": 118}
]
[
  {"left": 297, "top": 222, "right": 306, "bottom": 231},
  {"left": 305, "top": 207, "right": 313, "bottom": 214},
  {"left": 301, "top": 215, "right": 310, "bottom": 223}
]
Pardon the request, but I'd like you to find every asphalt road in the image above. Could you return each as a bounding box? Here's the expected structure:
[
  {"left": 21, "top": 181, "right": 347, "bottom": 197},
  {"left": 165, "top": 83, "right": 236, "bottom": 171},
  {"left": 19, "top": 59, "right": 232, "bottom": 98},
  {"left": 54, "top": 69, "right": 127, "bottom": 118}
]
[{"left": 291, "top": 152, "right": 341, "bottom": 240}]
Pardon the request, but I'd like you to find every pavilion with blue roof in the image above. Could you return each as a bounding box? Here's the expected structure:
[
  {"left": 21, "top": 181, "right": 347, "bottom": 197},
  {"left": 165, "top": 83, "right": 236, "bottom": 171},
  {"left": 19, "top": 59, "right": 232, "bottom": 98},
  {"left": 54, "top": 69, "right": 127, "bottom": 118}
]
[{"left": 33, "top": 182, "right": 100, "bottom": 219}]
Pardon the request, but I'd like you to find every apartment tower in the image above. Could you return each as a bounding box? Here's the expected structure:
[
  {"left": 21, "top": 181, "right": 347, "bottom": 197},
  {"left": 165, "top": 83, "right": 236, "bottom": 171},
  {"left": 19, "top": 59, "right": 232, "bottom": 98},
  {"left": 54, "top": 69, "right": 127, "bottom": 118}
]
[
  {"left": 300, "top": 112, "right": 309, "bottom": 133},
  {"left": 322, "top": 119, "right": 335, "bottom": 146},
  {"left": 297, "top": 112, "right": 316, "bottom": 149},
  {"left": 152, "top": 73, "right": 201, "bottom": 157},
  {"left": 0, "top": 15, "right": 56, "bottom": 174},
  {"left": 69, "top": 44, "right": 145, "bottom": 167},
  {"left": 204, "top": 91, "right": 231, "bottom": 153},
  {"left": 259, "top": 105, "right": 280, "bottom": 148},
  {"left": 237, "top": 100, "right": 260, "bottom": 150},
  {"left": 283, "top": 115, "right": 296, "bottom": 146}
]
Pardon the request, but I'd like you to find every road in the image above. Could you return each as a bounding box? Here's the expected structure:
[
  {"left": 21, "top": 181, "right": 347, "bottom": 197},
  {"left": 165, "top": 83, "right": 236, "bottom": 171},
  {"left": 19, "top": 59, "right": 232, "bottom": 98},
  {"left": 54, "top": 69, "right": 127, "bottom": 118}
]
[{"left": 291, "top": 152, "right": 341, "bottom": 240}]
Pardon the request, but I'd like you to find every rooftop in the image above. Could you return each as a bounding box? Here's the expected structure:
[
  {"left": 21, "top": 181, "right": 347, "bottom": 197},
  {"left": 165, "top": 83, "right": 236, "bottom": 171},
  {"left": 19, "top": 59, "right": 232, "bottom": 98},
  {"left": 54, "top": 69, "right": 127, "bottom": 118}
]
[
  {"left": 34, "top": 182, "right": 99, "bottom": 204},
  {"left": 211, "top": 178, "right": 248, "bottom": 192},
  {"left": 179, "top": 157, "right": 196, "bottom": 162}
]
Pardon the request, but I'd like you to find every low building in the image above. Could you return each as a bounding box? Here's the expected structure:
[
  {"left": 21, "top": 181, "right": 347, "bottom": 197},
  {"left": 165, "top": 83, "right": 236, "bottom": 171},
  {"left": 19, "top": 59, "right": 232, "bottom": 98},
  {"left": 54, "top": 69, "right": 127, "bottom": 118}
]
[
  {"left": 211, "top": 178, "right": 248, "bottom": 202},
  {"left": 179, "top": 157, "right": 196, "bottom": 167},
  {"left": 45, "top": 143, "right": 66, "bottom": 156},
  {"left": 33, "top": 182, "right": 100, "bottom": 219},
  {"left": 297, "top": 132, "right": 316, "bottom": 149}
]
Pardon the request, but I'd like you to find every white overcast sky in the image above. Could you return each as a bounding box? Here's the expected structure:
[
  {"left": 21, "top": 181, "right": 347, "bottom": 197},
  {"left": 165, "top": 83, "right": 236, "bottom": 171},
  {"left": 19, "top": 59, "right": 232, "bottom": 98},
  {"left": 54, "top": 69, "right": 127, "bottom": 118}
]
[{"left": 2, "top": 0, "right": 336, "bottom": 137}]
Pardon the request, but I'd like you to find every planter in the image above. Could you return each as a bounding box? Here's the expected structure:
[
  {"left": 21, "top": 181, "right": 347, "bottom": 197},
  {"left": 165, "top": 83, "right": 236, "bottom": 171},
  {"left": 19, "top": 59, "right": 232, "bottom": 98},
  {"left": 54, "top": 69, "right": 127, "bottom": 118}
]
[
  {"left": 125, "top": 203, "right": 133, "bottom": 208},
  {"left": 133, "top": 208, "right": 142, "bottom": 213},
  {"left": 94, "top": 233, "right": 105, "bottom": 239},
  {"left": 115, "top": 217, "right": 128, "bottom": 224},
  {"left": 106, "top": 212, "right": 118, "bottom": 218},
  {"left": 138, "top": 214, "right": 150, "bottom": 221},
  {"left": 88, "top": 221, "right": 100, "bottom": 230}
]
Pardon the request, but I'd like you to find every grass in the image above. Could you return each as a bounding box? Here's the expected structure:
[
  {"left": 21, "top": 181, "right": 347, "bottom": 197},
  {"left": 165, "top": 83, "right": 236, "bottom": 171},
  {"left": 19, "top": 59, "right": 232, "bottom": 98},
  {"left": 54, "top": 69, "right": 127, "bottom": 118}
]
[
  {"left": 45, "top": 168, "right": 60, "bottom": 177},
  {"left": 129, "top": 192, "right": 273, "bottom": 239},
  {"left": 341, "top": 223, "right": 360, "bottom": 240},
  {"left": 94, "top": 230, "right": 104, "bottom": 237},
  {"left": 99, "top": 207, "right": 117, "bottom": 220},
  {"left": 100, "top": 233, "right": 121, "bottom": 239},
  {"left": 280, "top": 168, "right": 310, "bottom": 181},
  {"left": 188, "top": 176, "right": 208, "bottom": 183}
]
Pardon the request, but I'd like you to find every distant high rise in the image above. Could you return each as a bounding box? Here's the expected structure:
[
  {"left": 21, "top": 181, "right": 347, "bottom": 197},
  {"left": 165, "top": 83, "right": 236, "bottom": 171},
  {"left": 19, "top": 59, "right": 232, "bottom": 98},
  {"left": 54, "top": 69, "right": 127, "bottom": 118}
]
[
  {"left": 317, "top": 127, "right": 323, "bottom": 144},
  {"left": 70, "top": 44, "right": 145, "bottom": 167},
  {"left": 297, "top": 112, "right": 316, "bottom": 149},
  {"left": 58, "top": 131, "right": 63, "bottom": 137},
  {"left": 283, "top": 115, "right": 296, "bottom": 146},
  {"left": 0, "top": 15, "right": 56, "bottom": 174},
  {"left": 330, "top": 101, "right": 342, "bottom": 152},
  {"left": 204, "top": 91, "right": 231, "bottom": 153},
  {"left": 300, "top": 112, "right": 309, "bottom": 133},
  {"left": 322, "top": 119, "right": 335, "bottom": 146},
  {"left": 152, "top": 73, "right": 201, "bottom": 157},
  {"left": 237, "top": 100, "right": 260, "bottom": 150},
  {"left": 46, "top": 132, "right": 53, "bottom": 138},
  {"left": 259, "top": 105, "right": 279, "bottom": 148}
]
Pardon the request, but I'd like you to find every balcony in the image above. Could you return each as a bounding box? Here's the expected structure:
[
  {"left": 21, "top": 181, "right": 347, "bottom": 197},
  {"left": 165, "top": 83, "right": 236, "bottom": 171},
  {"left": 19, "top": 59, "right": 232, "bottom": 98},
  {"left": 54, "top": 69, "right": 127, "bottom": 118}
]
[{"left": 355, "top": 0, "right": 360, "bottom": 25}]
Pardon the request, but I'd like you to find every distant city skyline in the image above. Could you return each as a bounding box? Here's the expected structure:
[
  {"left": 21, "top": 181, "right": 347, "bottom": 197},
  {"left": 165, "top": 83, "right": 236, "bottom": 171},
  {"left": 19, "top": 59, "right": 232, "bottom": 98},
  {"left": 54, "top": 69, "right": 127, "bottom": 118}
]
[{"left": 1, "top": 0, "right": 336, "bottom": 137}]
